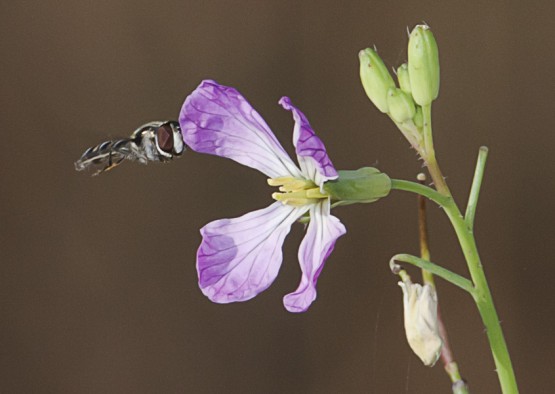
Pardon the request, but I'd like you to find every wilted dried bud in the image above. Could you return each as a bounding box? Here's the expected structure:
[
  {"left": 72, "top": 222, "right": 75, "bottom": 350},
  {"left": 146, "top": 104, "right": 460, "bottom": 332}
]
[{"left": 399, "top": 281, "right": 442, "bottom": 366}]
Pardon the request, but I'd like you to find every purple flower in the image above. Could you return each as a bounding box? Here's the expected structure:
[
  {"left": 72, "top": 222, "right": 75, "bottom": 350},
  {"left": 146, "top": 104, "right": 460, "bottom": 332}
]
[{"left": 179, "top": 80, "right": 346, "bottom": 312}]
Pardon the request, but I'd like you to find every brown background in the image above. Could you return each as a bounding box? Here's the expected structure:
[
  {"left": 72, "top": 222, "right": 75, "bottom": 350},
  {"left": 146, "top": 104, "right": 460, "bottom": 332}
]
[{"left": 1, "top": 1, "right": 554, "bottom": 393}]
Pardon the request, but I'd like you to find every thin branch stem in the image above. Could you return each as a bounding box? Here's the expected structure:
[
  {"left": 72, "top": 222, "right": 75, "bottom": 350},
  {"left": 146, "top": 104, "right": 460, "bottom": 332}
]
[
  {"left": 465, "top": 146, "right": 489, "bottom": 229},
  {"left": 417, "top": 174, "right": 469, "bottom": 393},
  {"left": 390, "top": 179, "right": 450, "bottom": 207},
  {"left": 390, "top": 254, "right": 474, "bottom": 294},
  {"left": 439, "top": 200, "right": 518, "bottom": 393},
  {"left": 417, "top": 174, "right": 434, "bottom": 285}
]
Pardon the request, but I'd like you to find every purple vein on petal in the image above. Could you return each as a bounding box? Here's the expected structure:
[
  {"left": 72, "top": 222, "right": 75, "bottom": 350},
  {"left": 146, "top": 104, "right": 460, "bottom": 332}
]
[
  {"left": 278, "top": 96, "right": 338, "bottom": 186},
  {"left": 197, "top": 201, "right": 308, "bottom": 303},
  {"left": 283, "top": 201, "right": 346, "bottom": 312},
  {"left": 180, "top": 80, "right": 302, "bottom": 178}
]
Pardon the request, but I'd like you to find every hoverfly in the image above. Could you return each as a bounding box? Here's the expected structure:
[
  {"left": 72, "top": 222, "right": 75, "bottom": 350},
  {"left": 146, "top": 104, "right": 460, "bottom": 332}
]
[{"left": 75, "top": 120, "right": 185, "bottom": 175}]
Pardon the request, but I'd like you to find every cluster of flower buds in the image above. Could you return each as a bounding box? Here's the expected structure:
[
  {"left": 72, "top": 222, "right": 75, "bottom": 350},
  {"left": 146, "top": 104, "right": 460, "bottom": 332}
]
[{"left": 359, "top": 25, "right": 440, "bottom": 153}]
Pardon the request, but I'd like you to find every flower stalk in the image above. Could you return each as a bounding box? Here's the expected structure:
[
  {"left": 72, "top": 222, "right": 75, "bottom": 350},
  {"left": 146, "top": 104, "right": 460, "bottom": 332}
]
[
  {"left": 390, "top": 254, "right": 473, "bottom": 294},
  {"left": 417, "top": 174, "right": 469, "bottom": 393},
  {"left": 390, "top": 147, "right": 518, "bottom": 393},
  {"left": 440, "top": 191, "right": 518, "bottom": 394}
]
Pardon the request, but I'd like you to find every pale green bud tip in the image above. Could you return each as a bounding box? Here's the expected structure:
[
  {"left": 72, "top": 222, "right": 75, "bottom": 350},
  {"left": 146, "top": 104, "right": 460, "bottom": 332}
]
[
  {"left": 387, "top": 88, "right": 416, "bottom": 123},
  {"left": 408, "top": 24, "right": 440, "bottom": 106},
  {"left": 323, "top": 167, "right": 391, "bottom": 206},
  {"left": 359, "top": 48, "right": 396, "bottom": 113},
  {"left": 396, "top": 63, "right": 412, "bottom": 94}
]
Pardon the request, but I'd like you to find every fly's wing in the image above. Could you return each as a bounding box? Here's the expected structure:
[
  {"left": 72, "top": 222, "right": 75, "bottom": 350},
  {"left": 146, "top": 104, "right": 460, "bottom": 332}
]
[{"left": 74, "top": 138, "right": 146, "bottom": 176}]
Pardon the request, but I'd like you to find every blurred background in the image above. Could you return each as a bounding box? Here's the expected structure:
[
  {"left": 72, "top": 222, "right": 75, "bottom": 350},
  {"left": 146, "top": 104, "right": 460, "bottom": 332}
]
[{"left": 1, "top": 1, "right": 553, "bottom": 392}]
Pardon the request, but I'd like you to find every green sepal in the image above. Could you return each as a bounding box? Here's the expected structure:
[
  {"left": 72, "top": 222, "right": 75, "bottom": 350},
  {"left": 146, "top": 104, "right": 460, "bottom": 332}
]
[
  {"left": 323, "top": 167, "right": 391, "bottom": 206},
  {"left": 359, "top": 48, "right": 396, "bottom": 113},
  {"left": 408, "top": 25, "right": 440, "bottom": 106}
]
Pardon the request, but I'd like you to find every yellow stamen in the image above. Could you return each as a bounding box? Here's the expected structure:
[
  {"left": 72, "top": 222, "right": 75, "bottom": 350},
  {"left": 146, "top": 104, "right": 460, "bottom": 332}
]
[
  {"left": 268, "top": 176, "right": 329, "bottom": 206},
  {"left": 267, "top": 177, "right": 295, "bottom": 186}
]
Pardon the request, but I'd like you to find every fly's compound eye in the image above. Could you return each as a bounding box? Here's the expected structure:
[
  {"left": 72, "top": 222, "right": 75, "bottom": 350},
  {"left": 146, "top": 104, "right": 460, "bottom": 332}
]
[
  {"left": 156, "top": 124, "right": 174, "bottom": 154},
  {"left": 170, "top": 122, "right": 185, "bottom": 156}
]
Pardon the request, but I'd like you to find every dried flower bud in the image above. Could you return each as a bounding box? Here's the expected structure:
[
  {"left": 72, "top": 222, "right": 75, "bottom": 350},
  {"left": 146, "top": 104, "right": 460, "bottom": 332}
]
[
  {"left": 359, "top": 48, "right": 396, "bottom": 113},
  {"left": 408, "top": 25, "right": 440, "bottom": 106},
  {"left": 399, "top": 281, "right": 442, "bottom": 366}
]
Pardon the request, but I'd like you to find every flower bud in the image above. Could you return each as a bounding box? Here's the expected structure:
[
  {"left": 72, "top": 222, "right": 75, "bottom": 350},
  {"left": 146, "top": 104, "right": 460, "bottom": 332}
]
[
  {"left": 413, "top": 106, "right": 424, "bottom": 129},
  {"left": 323, "top": 167, "right": 391, "bottom": 206},
  {"left": 408, "top": 25, "right": 440, "bottom": 106},
  {"left": 399, "top": 281, "right": 442, "bottom": 366},
  {"left": 396, "top": 63, "right": 412, "bottom": 94},
  {"left": 359, "top": 48, "right": 396, "bottom": 113},
  {"left": 387, "top": 88, "right": 416, "bottom": 123}
]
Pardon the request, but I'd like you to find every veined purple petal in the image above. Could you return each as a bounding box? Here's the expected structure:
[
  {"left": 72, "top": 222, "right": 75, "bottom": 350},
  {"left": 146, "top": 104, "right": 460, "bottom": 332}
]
[
  {"left": 180, "top": 80, "right": 302, "bottom": 179},
  {"left": 279, "top": 97, "right": 338, "bottom": 186},
  {"left": 197, "top": 201, "right": 309, "bottom": 303},
  {"left": 283, "top": 200, "right": 346, "bottom": 313}
]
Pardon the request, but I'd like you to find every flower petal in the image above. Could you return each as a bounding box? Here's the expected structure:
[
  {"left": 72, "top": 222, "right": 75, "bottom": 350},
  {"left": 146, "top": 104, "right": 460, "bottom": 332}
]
[
  {"left": 283, "top": 200, "right": 346, "bottom": 312},
  {"left": 279, "top": 97, "right": 338, "bottom": 186},
  {"left": 180, "top": 80, "right": 302, "bottom": 179},
  {"left": 197, "top": 201, "right": 308, "bottom": 303}
]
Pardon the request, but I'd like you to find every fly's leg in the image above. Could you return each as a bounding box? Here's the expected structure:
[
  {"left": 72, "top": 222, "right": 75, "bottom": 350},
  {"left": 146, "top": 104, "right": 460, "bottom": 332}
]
[{"left": 93, "top": 150, "right": 124, "bottom": 176}]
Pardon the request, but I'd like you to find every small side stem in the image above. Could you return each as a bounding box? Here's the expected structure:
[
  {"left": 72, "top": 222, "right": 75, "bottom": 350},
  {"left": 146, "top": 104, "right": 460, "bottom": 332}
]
[
  {"left": 465, "top": 146, "right": 489, "bottom": 229},
  {"left": 390, "top": 254, "right": 474, "bottom": 294},
  {"left": 390, "top": 179, "right": 450, "bottom": 207}
]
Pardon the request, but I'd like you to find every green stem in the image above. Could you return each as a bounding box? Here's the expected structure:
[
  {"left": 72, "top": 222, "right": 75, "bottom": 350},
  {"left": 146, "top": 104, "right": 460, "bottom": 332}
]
[
  {"left": 441, "top": 200, "right": 518, "bottom": 393},
  {"left": 421, "top": 105, "right": 451, "bottom": 196},
  {"left": 390, "top": 254, "right": 474, "bottom": 294},
  {"left": 391, "top": 177, "right": 518, "bottom": 393},
  {"left": 446, "top": 362, "right": 470, "bottom": 394},
  {"left": 416, "top": 175, "right": 435, "bottom": 286},
  {"left": 465, "top": 146, "right": 489, "bottom": 229},
  {"left": 422, "top": 104, "right": 434, "bottom": 155},
  {"left": 415, "top": 176, "right": 468, "bottom": 393},
  {"left": 390, "top": 179, "right": 450, "bottom": 207}
]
